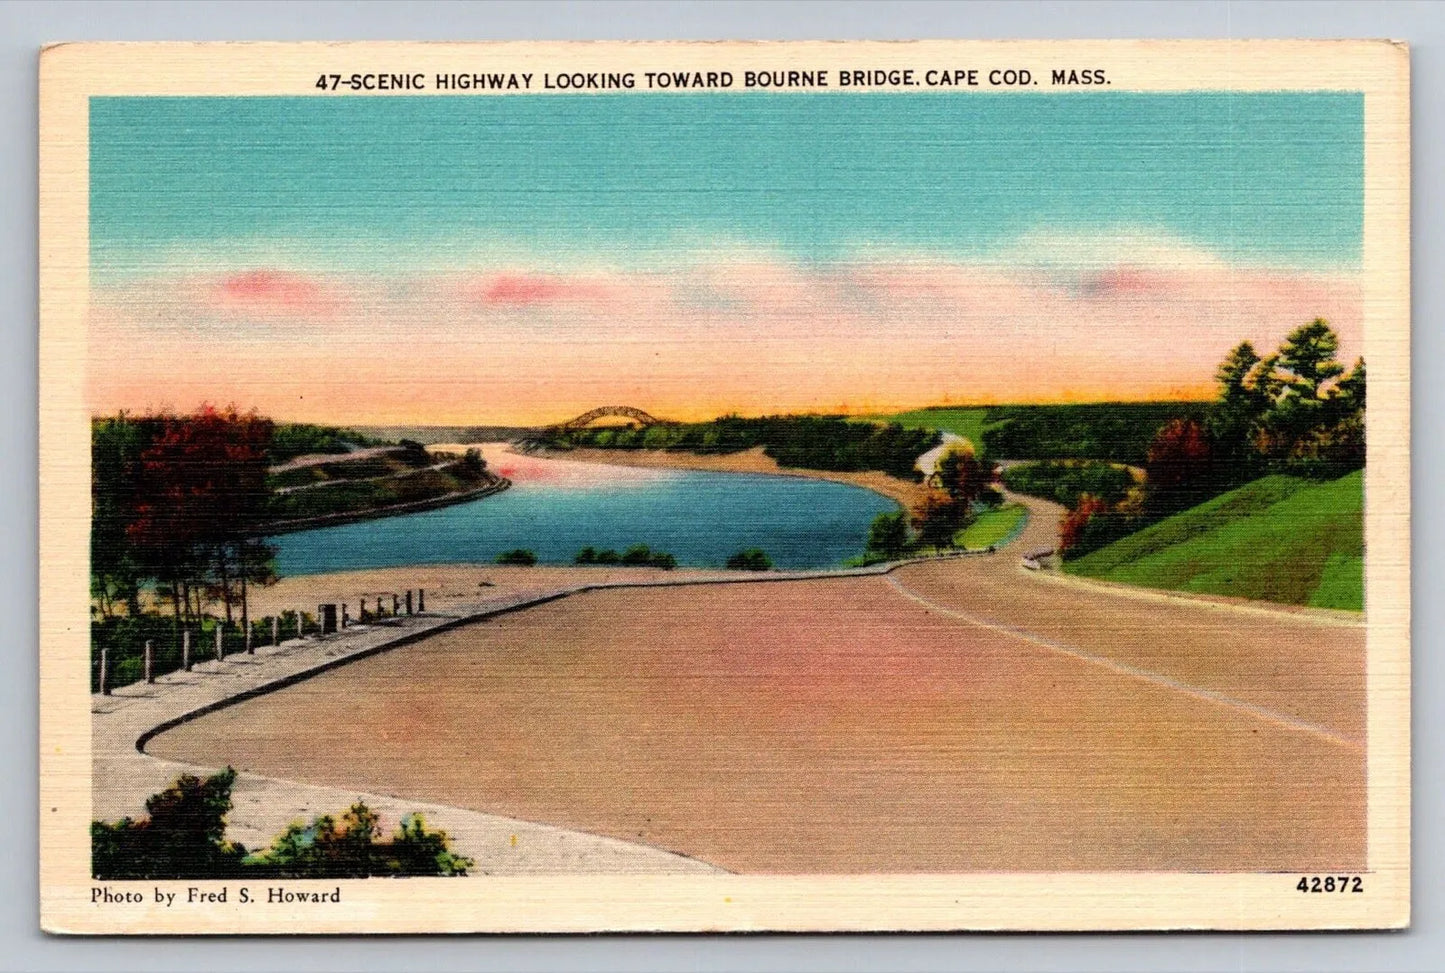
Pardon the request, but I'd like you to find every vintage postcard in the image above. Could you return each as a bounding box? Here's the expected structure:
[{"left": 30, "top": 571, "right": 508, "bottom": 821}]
[{"left": 39, "top": 40, "right": 1409, "bottom": 933}]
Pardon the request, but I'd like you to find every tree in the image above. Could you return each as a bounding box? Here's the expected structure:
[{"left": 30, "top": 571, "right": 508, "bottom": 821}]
[
  {"left": 1145, "top": 418, "right": 1214, "bottom": 515},
  {"left": 128, "top": 406, "right": 276, "bottom": 630},
  {"left": 1277, "top": 318, "right": 1347, "bottom": 401},
  {"left": 866, "top": 510, "right": 910, "bottom": 559},
  {"left": 912, "top": 493, "right": 964, "bottom": 549},
  {"left": 934, "top": 443, "right": 992, "bottom": 506},
  {"left": 1059, "top": 494, "right": 1110, "bottom": 558},
  {"left": 91, "top": 414, "right": 154, "bottom": 618}
]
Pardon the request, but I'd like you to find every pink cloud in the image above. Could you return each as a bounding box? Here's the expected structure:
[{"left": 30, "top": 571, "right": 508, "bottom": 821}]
[
  {"left": 212, "top": 270, "right": 340, "bottom": 317},
  {"left": 465, "top": 273, "right": 612, "bottom": 306}
]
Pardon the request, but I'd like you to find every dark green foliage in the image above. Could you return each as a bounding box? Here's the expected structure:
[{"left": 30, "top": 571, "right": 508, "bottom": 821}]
[
  {"left": 725, "top": 548, "right": 774, "bottom": 571},
  {"left": 268, "top": 423, "right": 384, "bottom": 463},
  {"left": 1001, "top": 461, "right": 1137, "bottom": 508},
  {"left": 91, "top": 613, "right": 305, "bottom": 692},
  {"left": 1207, "top": 321, "right": 1365, "bottom": 481},
  {"left": 93, "top": 769, "right": 472, "bottom": 880},
  {"left": 621, "top": 544, "right": 677, "bottom": 569},
  {"left": 92, "top": 768, "right": 247, "bottom": 880},
  {"left": 495, "top": 549, "right": 538, "bottom": 566},
  {"left": 268, "top": 450, "right": 494, "bottom": 524},
  {"left": 934, "top": 446, "right": 994, "bottom": 505},
  {"left": 575, "top": 545, "right": 675, "bottom": 568},
  {"left": 554, "top": 415, "right": 939, "bottom": 482},
  {"left": 865, "top": 511, "right": 910, "bottom": 559},
  {"left": 912, "top": 494, "right": 966, "bottom": 549},
  {"left": 249, "top": 804, "right": 472, "bottom": 878},
  {"left": 91, "top": 414, "right": 160, "bottom": 618},
  {"left": 981, "top": 403, "right": 1208, "bottom": 464},
  {"left": 1058, "top": 496, "right": 1144, "bottom": 560}
]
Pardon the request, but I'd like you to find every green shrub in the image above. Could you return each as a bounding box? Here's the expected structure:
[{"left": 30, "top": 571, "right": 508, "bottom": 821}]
[
  {"left": 495, "top": 549, "right": 538, "bottom": 566},
  {"left": 94, "top": 768, "right": 473, "bottom": 880},
  {"left": 1001, "top": 460, "right": 1137, "bottom": 509},
  {"left": 725, "top": 549, "right": 774, "bottom": 571},
  {"left": 620, "top": 544, "right": 676, "bottom": 569}
]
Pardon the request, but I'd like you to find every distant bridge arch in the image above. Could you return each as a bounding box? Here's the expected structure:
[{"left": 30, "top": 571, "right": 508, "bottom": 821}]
[{"left": 559, "top": 406, "right": 665, "bottom": 430}]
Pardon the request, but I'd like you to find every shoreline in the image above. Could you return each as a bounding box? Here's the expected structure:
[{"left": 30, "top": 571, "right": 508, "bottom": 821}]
[{"left": 264, "top": 475, "right": 511, "bottom": 535}]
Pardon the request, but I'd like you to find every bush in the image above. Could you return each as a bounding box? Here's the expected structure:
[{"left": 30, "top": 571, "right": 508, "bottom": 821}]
[
  {"left": 620, "top": 544, "right": 676, "bottom": 569},
  {"left": 725, "top": 549, "right": 774, "bottom": 571},
  {"left": 866, "top": 511, "right": 910, "bottom": 559},
  {"left": 1001, "top": 460, "right": 1137, "bottom": 509},
  {"left": 495, "top": 549, "right": 538, "bottom": 566},
  {"left": 1059, "top": 494, "right": 1142, "bottom": 560},
  {"left": 912, "top": 494, "right": 966, "bottom": 549},
  {"left": 248, "top": 804, "right": 472, "bottom": 878},
  {"left": 92, "top": 768, "right": 247, "bottom": 880},
  {"left": 94, "top": 768, "right": 473, "bottom": 880}
]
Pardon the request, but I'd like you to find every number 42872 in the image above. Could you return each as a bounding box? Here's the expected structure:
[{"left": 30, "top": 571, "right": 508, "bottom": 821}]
[{"left": 1298, "top": 875, "right": 1364, "bottom": 893}]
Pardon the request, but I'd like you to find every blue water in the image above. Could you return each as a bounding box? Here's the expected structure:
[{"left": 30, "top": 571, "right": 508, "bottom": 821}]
[{"left": 270, "top": 467, "right": 898, "bottom": 576}]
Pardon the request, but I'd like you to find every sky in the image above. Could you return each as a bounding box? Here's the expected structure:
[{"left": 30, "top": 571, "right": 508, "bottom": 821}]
[{"left": 88, "top": 92, "right": 1364, "bottom": 425}]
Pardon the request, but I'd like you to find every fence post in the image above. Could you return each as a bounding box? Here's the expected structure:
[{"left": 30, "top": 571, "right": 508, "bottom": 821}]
[
  {"left": 297, "top": 609, "right": 306, "bottom": 638},
  {"left": 272, "top": 616, "right": 280, "bottom": 646},
  {"left": 99, "top": 646, "right": 109, "bottom": 696},
  {"left": 144, "top": 639, "right": 154, "bottom": 683},
  {"left": 376, "top": 596, "right": 384, "bottom": 618},
  {"left": 418, "top": 588, "right": 425, "bottom": 612},
  {"left": 182, "top": 629, "right": 191, "bottom": 672},
  {"left": 246, "top": 620, "right": 254, "bottom": 655},
  {"left": 405, "top": 590, "right": 413, "bottom": 615},
  {"left": 391, "top": 593, "right": 399, "bottom": 615},
  {"left": 341, "top": 603, "right": 348, "bottom": 629},
  {"left": 215, "top": 624, "right": 224, "bottom": 660}
]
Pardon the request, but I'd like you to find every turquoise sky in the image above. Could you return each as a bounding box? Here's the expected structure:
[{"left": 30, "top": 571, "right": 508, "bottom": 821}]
[{"left": 90, "top": 92, "right": 1363, "bottom": 274}]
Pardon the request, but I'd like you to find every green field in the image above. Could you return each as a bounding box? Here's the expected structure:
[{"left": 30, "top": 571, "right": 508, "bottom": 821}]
[
  {"left": 956, "top": 503, "right": 1028, "bottom": 550},
  {"left": 879, "top": 407, "right": 992, "bottom": 450},
  {"left": 877, "top": 402, "right": 1207, "bottom": 463},
  {"left": 1066, "top": 472, "right": 1363, "bottom": 610}
]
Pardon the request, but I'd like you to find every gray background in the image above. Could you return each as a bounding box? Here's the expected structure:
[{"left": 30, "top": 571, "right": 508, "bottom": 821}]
[{"left": 1, "top": 1, "right": 1439, "bottom": 970}]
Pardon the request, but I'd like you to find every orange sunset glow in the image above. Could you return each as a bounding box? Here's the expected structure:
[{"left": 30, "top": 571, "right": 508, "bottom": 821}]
[{"left": 88, "top": 250, "right": 1361, "bottom": 425}]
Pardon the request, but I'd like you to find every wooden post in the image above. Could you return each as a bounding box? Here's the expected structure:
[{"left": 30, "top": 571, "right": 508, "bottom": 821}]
[
  {"left": 246, "top": 620, "right": 254, "bottom": 655},
  {"left": 215, "top": 624, "right": 224, "bottom": 660},
  {"left": 418, "top": 588, "right": 425, "bottom": 612},
  {"left": 99, "top": 646, "right": 109, "bottom": 696},
  {"left": 272, "top": 615, "right": 280, "bottom": 646},
  {"left": 391, "top": 594, "right": 399, "bottom": 615},
  {"left": 405, "top": 590, "right": 413, "bottom": 615},
  {"left": 182, "top": 629, "right": 191, "bottom": 672},
  {"left": 376, "top": 596, "right": 384, "bottom": 618},
  {"left": 341, "top": 603, "right": 348, "bottom": 629},
  {"left": 144, "top": 640, "right": 154, "bottom": 683}
]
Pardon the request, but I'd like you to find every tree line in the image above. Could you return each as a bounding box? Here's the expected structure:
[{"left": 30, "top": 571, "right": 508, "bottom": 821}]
[
  {"left": 1060, "top": 319, "right": 1365, "bottom": 558},
  {"left": 552, "top": 414, "right": 941, "bottom": 481}
]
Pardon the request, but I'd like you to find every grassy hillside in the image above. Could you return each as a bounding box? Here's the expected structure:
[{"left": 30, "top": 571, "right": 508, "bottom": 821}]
[
  {"left": 1066, "top": 472, "right": 1363, "bottom": 610},
  {"left": 956, "top": 503, "right": 1027, "bottom": 550}
]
